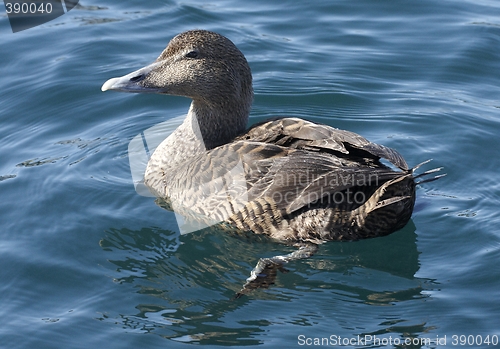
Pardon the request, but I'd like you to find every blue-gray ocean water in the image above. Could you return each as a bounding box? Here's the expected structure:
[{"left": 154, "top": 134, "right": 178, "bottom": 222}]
[{"left": 1, "top": 1, "right": 500, "bottom": 348}]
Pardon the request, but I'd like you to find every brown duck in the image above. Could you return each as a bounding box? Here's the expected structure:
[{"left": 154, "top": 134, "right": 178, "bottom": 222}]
[{"left": 102, "top": 30, "right": 443, "bottom": 295}]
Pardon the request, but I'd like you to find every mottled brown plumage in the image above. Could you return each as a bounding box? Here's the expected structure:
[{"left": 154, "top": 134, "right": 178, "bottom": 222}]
[{"left": 102, "top": 30, "right": 443, "bottom": 295}]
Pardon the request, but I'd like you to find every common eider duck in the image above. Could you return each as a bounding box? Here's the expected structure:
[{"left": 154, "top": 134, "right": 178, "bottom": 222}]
[{"left": 102, "top": 30, "right": 443, "bottom": 295}]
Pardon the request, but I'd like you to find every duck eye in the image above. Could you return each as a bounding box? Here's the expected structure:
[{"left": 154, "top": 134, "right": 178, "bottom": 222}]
[{"left": 185, "top": 50, "right": 199, "bottom": 58}]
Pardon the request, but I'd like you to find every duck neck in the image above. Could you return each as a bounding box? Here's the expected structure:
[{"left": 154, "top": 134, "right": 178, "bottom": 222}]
[{"left": 190, "top": 97, "right": 250, "bottom": 150}]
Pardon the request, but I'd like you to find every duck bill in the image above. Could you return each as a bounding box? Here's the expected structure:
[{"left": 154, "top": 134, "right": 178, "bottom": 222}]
[{"left": 101, "top": 62, "right": 165, "bottom": 93}]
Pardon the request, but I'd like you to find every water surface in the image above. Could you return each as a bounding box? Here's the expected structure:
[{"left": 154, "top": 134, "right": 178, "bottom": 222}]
[{"left": 1, "top": 0, "right": 499, "bottom": 348}]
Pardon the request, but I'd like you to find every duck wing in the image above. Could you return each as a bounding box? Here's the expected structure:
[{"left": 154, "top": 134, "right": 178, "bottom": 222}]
[
  {"left": 239, "top": 143, "right": 406, "bottom": 215},
  {"left": 163, "top": 138, "right": 405, "bottom": 225},
  {"left": 237, "top": 117, "right": 409, "bottom": 171}
]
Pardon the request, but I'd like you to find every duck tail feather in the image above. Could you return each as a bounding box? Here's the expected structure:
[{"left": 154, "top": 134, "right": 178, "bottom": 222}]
[
  {"left": 410, "top": 159, "right": 445, "bottom": 184},
  {"left": 410, "top": 159, "right": 433, "bottom": 172},
  {"left": 416, "top": 173, "right": 447, "bottom": 185}
]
